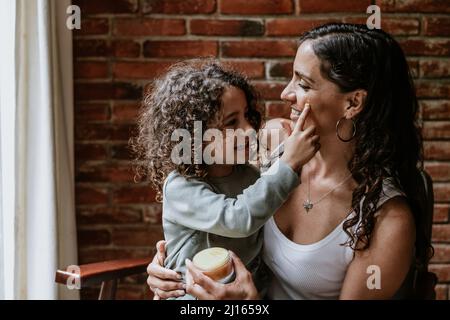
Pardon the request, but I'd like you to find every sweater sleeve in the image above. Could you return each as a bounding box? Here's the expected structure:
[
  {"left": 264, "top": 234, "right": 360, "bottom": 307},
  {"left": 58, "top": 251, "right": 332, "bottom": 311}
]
[{"left": 163, "top": 159, "right": 300, "bottom": 238}]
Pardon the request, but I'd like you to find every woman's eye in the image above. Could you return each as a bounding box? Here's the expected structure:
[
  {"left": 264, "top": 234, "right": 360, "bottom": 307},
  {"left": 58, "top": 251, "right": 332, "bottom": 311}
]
[
  {"left": 225, "top": 119, "right": 237, "bottom": 126},
  {"left": 298, "top": 82, "right": 310, "bottom": 91}
]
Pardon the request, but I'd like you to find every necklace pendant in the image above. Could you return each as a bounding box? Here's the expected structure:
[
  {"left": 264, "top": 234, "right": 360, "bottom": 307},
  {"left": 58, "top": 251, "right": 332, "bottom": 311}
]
[{"left": 303, "top": 199, "right": 313, "bottom": 213}]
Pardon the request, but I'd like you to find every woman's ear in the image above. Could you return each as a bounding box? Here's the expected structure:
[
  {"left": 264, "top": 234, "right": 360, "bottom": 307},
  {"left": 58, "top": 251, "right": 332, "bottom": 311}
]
[{"left": 344, "top": 90, "right": 367, "bottom": 119}]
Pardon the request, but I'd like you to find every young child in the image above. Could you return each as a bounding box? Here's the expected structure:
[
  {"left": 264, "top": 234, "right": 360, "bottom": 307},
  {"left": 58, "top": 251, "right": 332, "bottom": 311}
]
[{"left": 132, "top": 59, "right": 319, "bottom": 299}]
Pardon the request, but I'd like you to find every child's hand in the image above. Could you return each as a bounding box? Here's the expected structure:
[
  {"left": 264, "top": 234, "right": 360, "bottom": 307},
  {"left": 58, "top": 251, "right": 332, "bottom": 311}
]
[
  {"left": 280, "top": 104, "right": 320, "bottom": 172},
  {"left": 260, "top": 118, "right": 293, "bottom": 154}
]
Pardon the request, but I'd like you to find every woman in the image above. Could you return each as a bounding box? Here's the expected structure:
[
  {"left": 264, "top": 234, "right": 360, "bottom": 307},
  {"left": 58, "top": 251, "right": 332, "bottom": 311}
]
[{"left": 145, "top": 23, "right": 432, "bottom": 300}]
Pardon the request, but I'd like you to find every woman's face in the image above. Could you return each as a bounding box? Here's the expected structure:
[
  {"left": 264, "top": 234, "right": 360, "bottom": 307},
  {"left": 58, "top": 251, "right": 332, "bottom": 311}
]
[{"left": 281, "top": 40, "right": 352, "bottom": 137}]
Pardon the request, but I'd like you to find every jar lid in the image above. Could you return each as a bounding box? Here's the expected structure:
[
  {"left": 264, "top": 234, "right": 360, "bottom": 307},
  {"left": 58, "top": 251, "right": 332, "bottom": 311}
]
[{"left": 193, "top": 247, "right": 230, "bottom": 271}]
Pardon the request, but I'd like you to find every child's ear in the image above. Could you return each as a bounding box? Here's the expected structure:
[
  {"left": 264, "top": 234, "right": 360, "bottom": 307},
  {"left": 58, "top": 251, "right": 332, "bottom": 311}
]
[{"left": 344, "top": 90, "right": 366, "bottom": 119}]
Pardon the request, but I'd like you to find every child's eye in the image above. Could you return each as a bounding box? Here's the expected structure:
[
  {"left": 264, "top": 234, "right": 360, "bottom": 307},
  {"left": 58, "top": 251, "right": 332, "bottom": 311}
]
[{"left": 225, "top": 119, "right": 237, "bottom": 126}]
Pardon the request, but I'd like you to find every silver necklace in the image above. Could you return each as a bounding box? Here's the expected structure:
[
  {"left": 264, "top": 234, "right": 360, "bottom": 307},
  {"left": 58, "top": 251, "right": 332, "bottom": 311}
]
[{"left": 303, "top": 172, "right": 353, "bottom": 213}]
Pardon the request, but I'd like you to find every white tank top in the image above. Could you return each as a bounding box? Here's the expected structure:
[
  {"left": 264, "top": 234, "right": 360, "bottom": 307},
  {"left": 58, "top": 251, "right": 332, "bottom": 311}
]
[{"left": 262, "top": 178, "right": 405, "bottom": 300}]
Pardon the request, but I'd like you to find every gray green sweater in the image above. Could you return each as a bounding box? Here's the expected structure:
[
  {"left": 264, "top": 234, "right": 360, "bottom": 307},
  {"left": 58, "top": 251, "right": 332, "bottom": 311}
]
[{"left": 162, "top": 159, "right": 300, "bottom": 299}]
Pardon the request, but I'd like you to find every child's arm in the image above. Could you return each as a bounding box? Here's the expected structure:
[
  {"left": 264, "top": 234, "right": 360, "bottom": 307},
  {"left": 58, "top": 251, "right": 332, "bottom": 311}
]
[{"left": 163, "top": 158, "right": 299, "bottom": 238}]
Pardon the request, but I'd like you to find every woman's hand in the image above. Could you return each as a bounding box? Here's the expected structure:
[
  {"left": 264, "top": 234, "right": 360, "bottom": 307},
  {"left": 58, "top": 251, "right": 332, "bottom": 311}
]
[
  {"left": 185, "top": 251, "right": 260, "bottom": 300},
  {"left": 146, "top": 240, "right": 186, "bottom": 299}
]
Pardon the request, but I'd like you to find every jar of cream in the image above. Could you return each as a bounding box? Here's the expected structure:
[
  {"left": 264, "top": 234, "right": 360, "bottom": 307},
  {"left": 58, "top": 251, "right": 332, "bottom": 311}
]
[{"left": 192, "top": 247, "right": 235, "bottom": 284}]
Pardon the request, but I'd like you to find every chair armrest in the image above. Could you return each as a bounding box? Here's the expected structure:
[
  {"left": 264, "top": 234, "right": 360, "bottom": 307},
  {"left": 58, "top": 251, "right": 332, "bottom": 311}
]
[{"left": 55, "top": 257, "right": 152, "bottom": 289}]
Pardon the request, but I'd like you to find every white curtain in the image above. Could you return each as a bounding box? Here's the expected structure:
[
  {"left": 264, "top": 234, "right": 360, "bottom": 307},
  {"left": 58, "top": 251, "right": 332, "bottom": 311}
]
[{"left": 0, "top": 0, "right": 79, "bottom": 299}]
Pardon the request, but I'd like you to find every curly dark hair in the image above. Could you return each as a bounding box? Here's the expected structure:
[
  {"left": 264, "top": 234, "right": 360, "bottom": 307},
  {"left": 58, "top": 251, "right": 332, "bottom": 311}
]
[
  {"left": 299, "top": 23, "right": 433, "bottom": 270},
  {"left": 130, "top": 58, "right": 262, "bottom": 202}
]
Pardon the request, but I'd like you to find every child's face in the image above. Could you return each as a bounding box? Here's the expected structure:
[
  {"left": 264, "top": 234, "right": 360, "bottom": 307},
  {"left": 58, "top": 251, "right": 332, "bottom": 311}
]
[{"left": 206, "top": 86, "right": 255, "bottom": 165}]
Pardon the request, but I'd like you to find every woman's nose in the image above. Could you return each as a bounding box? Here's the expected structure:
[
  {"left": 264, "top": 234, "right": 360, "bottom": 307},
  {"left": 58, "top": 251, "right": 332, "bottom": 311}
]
[{"left": 281, "top": 85, "right": 296, "bottom": 103}]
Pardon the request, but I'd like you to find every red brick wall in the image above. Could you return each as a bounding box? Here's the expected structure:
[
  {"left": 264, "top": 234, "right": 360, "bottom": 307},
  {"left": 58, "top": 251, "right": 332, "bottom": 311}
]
[{"left": 73, "top": 0, "right": 450, "bottom": 299}]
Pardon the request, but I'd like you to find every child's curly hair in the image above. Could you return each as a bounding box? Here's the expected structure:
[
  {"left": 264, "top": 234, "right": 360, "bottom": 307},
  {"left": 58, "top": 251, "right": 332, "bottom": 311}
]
[{"left": 130, "top": 58, "right": 263, "bottom": 202}]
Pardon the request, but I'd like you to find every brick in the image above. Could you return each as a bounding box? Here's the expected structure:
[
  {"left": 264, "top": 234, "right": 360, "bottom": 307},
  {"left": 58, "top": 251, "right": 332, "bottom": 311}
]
[
  {"left": 424, "top": 17, "right": 450, "bottom": 36},
  {"left": 75, "top": 185, "right": 108, "bottom": 205},
  {"left": 299, "top": 0, "right": 371, "bottom": 13},
  {"left": 112, "top": 40, "right": 140, "bottom": 58},
  {"left": 112, "top": 186, "right": 157, "bottom": 204},
  {"left": 376, "top": 0, "right": 450, "bottom": 13},
  {"left": 142, "top": 0, "right": 216, "bottom": 14},
  {"left": 432, "top": 224, "right": 450, "bottom": 242},
  {"left": 190, "top": 19, "right": 264, "bottom": 36},
  {"left": 111, "top": 143, "right": 133, "bottom": 160},
  {"left": 266, "top": 102, "right": 291, "bottom": 118},
  {"left": 424, "top": 142, "right": 450, "bottom": 160},
  {"left": 266, "top": 18, "right": 342, "bottom": 36},
  {"left": 143, "top": 41, "right": 217, "bottom": 58},
  {"left": 382, "top": 18, "right": 420, "bottom": 36},
  {"left": 220, "top": 0, "right": 293, "bottom": 15},
  {"left": 114, "top": 19, "right": 185, "bottom": 36},
  {"left": 143, "top": 204, "right": 163, "bottom": 225},
  {"left": 420, "top": 59, "right": 450, "bottom": 78},
  {"left": 75, "top": 82, "right": 142, "bottom": 101},
  {"left": 429, "top": 264, "right": 450, "bottom": 281},
  {"left": 74, "top": 39, "right": 109, "bottom": 57},
  {"left": 269, "top": 61, "right": 293, "bottom": 78},
  {"left": 112, "top": 226, "right": 164, "bottom": 246},
  {"left": 222, "top": 60, "right": 265, "bottom": 79},
  {"left": 75, "top": 143, "right": 108, "bottom": 161},
  {"left": 424, "top": 162, "right": 450, "bottom": 182},
  {"left": 342, "top": 17, "right": 420, "bottom": 36},
  {"left": 112, "top": 61, "right": 173, "bottom": 80},
  {"left": 76, "top": 163, "right": 135, "bottom": 183},
  {"left": 222, "top": 41, "right": 297, "bottom": 58},
  {"left": 77, "top": 207, "right": 142, "bottom": 225},
  {"left": 434, "top": 204, "right": 449, "bottom": 223},
  {"left": 407, "top": 59, "right": 419, "bottom": 78},
  {"left": 74, "top": 61, "right": 109, "bottom": 79},
  {"left": 74, "top": 18, "right": 109, "bottom": 36},
  {"left": 112, "top": 103, "right": 141, "bottom": 123},
  {"left": 433, "top": 183, "right": 450, "bottom": 202},
  {"left": 423, "top": 121, "right": 450, "bottom": 140},
  {"left": 78, "top": 248, "right": 151, "bottom": 264},
  {"left": 74, "top": 0, "right": 138, "bottom": 14},
  {"left": 75, "top": 103, "right": 110, "bottom": 122},
  {"left": 78, "top": 229, "right": 111, "bottom": 247},
  {"left": 415, "top": 81, "right": 450, "bottom": 99},
  {"left": 253, "top": 82, "right": 287, "bottom": 100},
  {"left": 399, "top": 39, "right": 450, "bottom": 56},
  {"left": 435, "top": 284, "right": 448, "bottom": 300},
  {"left": 431, "top": 244, "right": 450, "bottom": 263},
  {"left": 75, "top": 123, "right": 134, "bottom": 141}
]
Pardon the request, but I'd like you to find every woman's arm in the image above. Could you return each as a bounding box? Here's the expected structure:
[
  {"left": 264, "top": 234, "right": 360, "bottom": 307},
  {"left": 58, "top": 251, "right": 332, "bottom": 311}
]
[
  {"left": 339, "top": 197, "right": 416, "bottom": 299},
  {"left": 146, "top": 241, "right": 186, "bottom": 299}
]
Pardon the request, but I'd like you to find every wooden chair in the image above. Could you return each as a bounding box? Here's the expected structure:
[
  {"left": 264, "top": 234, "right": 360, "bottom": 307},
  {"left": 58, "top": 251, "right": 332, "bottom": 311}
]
[
  {"left": 55, "top": 257, "right": 152, "bottom": 299},
  {"left": 55, "top": 171, "right": 438, "bottom": 300}
]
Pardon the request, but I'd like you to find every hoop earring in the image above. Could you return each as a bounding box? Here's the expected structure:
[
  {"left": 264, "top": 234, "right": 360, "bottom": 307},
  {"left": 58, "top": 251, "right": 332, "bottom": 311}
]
[{"left": 336, "top": 117, "right": 356, "bottom": 142}]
